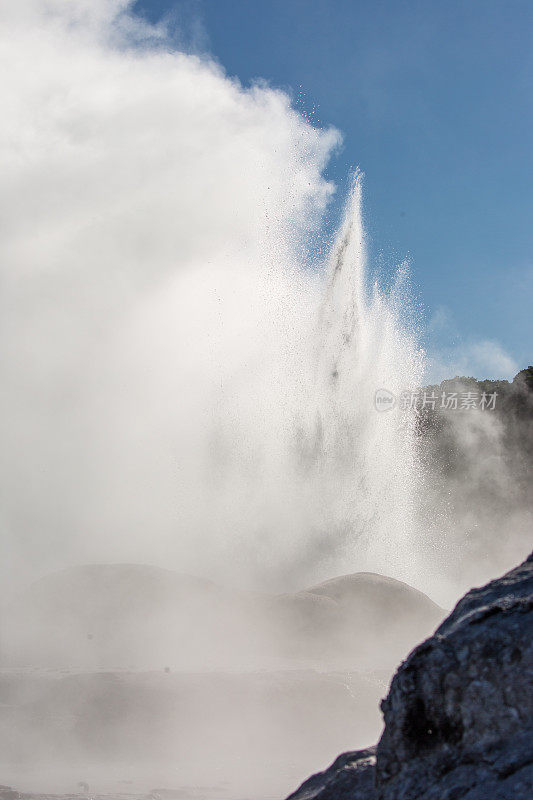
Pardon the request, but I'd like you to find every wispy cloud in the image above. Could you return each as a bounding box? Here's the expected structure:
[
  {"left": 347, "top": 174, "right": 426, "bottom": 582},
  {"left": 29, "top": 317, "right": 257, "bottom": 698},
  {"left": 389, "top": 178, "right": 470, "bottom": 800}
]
[{"left": 427, "top": 338, "right": 518, "bottom": 384}]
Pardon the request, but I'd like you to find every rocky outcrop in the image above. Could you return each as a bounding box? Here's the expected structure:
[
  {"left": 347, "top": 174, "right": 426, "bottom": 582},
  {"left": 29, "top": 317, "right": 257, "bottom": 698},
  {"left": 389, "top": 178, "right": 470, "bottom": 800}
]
[
  {"left": 377, "top": 551, "right": 533, "bottom": 799},
  {"left": 285, "top": 749, "right": 377, "bottom": 800},
  {"left": 286, "top": 552, "right": 533, "bottom": 800}
]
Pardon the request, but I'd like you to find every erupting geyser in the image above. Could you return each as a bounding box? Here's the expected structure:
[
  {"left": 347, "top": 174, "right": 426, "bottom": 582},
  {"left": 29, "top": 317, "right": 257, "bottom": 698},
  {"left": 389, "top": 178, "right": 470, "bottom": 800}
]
[
  {"left": 205, "top": 173, "right": 425, "bottom": 589},
  {"left": 304, "top": 173, "right": 425, "bottom": 578},
  {"left": 0, "top": 0, "right": 430, "bottom": 598}
]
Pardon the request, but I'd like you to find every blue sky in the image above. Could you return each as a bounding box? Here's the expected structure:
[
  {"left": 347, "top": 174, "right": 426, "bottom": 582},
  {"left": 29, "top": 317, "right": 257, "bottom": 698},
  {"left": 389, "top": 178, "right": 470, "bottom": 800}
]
[{"left": 135, "top": 0, "right": 532, "bottom": 377}]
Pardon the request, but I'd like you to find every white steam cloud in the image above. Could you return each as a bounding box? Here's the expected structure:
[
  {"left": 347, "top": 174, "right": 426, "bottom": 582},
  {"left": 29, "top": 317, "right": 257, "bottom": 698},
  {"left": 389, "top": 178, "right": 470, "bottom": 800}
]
[
  {"left": 0, "top": 0, "right": 343, "bottom": 592},
  {"left": 1, "top": 0, "right": 432, "bottom": 600},
  {"left": 2, "top": 0, "right": 525, "bottom": 609}
]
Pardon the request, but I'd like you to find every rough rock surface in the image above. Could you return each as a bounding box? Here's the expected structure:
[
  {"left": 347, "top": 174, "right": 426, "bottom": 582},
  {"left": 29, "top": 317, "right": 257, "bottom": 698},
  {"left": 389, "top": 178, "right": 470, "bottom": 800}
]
[
  {"left": 285, "top": 749, "right": 377, "bottom": 800},
  {"left": 286, "top": 552, "right": 533, "bottom": 800}
]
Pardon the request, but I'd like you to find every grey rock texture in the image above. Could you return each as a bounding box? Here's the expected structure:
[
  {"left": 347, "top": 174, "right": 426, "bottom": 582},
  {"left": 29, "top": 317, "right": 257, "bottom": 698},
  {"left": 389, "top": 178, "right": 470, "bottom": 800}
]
[
  {"left": 285, "top": 748, "right": 377, "bottom": 800},
  {"left": 377, "top": 550, "right": 533, "bottom": 800},
  {"left": 286, "top": 552, "right": 533, "bottom": 800}
]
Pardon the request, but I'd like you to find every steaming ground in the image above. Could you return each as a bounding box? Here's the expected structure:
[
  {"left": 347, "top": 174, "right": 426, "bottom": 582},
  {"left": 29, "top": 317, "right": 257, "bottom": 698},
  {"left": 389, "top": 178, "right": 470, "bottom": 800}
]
[
  {"left": 0, "top": 563, "right": 444, "bottom": 800},
  {"left": 0, "top": 667, "right": 383, "bottom": 799},
  {"left": 2, "top": 564, "right": 443, "bottom": 671}
]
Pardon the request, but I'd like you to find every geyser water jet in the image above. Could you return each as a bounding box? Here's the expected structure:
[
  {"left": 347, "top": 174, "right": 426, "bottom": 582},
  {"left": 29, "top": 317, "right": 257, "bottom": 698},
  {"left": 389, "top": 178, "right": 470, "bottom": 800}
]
[
  {"left": 301, "top": 173, "right": 425, "bottom": 581},
  {"left": 204, "top": 173, "right": 425, "bottom": 589}
]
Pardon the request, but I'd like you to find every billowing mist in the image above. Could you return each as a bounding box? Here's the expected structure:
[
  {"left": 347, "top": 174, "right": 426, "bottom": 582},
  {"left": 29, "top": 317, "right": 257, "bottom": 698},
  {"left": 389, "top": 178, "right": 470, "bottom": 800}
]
[
  {"left": 0, "top": 0, "right": 426, "bottom": 595},
  {"left": 1, "top": 2, "right": 531, "bottom": 799},
  {"left": 1, "top": 0, "right": 338, "bottom": 592}
]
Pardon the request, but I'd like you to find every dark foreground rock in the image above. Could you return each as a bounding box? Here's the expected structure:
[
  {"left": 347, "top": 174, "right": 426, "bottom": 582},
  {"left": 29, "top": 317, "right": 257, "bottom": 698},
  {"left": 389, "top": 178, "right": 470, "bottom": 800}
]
[
  {"left": 286, "top": 552, "right": 533, "bottom": 800},
  {"left": 285, "top": 749, "right": 377, "bottom": 800}
]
